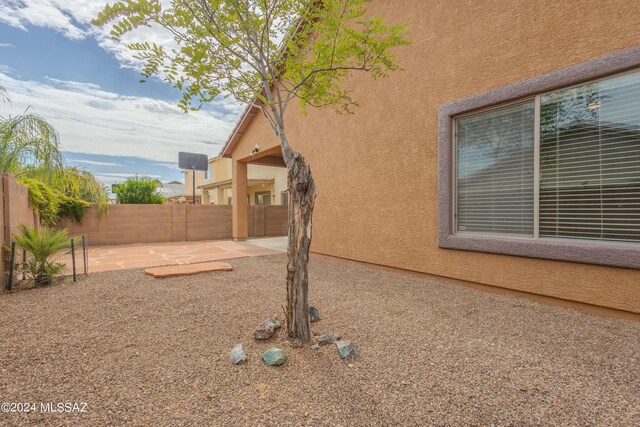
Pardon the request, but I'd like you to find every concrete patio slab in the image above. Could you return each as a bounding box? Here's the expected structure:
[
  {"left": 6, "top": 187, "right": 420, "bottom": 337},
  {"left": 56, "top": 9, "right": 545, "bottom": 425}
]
[
  {"left": 144, "top": 261, "right": 233, "bottom": 278},
  {"left": 88, "top": 239, "right": 284, "bottom": 273},
  {"left": 247, "top": 236, "right": 288, "bottom": 252}
]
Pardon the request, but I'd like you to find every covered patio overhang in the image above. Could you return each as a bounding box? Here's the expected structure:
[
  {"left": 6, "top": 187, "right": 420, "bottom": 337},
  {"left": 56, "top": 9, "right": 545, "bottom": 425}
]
[
  {"left": 221, "top": 114, "right": 286, "bottom": 240},
  {"left": 198, "top": 178, "right": 275, "bottom": 191}
]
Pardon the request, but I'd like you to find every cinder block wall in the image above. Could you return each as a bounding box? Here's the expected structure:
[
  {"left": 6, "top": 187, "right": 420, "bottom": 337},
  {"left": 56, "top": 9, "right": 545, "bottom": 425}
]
[
  {"left": 58, "top": 204, "right": 287, "bottom": 245},
  {"left": 186, "top": 205, "right": 233, "bottom": 241},
  {"left": 264, "top": 206, "right": 288, "bottom": 236},
  {"left": 1, "top": 173, "right": 36, "bottom": 243},
  {"left": 1, "top": 173, "right": 38, "bottom": 289}
]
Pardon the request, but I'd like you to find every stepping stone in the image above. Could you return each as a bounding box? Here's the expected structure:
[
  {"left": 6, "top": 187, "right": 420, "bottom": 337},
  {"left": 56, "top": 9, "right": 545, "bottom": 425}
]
[{"left": 144, "top": 261, "right": 233, "bottom": 278}]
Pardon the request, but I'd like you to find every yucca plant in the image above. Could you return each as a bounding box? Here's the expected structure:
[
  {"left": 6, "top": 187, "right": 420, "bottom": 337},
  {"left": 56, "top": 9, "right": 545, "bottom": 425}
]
[{"left": 13, "top": 225, "right": 70, "bottom": 286}]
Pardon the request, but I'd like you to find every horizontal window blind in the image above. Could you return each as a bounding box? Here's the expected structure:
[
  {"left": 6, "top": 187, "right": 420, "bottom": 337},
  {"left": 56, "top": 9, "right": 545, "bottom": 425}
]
[
  {"left": 540, "top": 71, "right": 640, "bottom": 242},
  {"left": 456, "top": 102, "right": 535, "bottom": 236}
]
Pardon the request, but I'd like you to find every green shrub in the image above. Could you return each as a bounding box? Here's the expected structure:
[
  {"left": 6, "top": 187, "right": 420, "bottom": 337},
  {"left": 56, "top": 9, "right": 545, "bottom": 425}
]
[
  {"left": 13, "top": 225, "right": 70, "bottom": 286},
  {"left": 20, "top": 178, "right": 59, "bottom": 226},
  {"left": 113, "top": 176, "right": 166, "bottom": 204},
  {"left": 58, "top": 195, "right": 90, "bottom": 223},
  {"left": 20, "top": 178, "right": 92, "bottom": 225}
]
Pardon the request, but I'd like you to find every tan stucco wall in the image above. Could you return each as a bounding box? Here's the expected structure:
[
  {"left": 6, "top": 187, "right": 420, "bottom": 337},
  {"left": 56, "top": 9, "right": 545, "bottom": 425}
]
[
  {"left": 213, "top": 157, "right": 230, "bottom": 182},
  {"left": 228, "top": 0, "right": 640, "bottom": 313}
]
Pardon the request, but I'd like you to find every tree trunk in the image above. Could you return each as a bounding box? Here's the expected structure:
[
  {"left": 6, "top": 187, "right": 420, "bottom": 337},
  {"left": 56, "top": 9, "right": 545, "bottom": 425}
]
[{"left": 285, "top": 150, "right": 316, "bottom": 345}]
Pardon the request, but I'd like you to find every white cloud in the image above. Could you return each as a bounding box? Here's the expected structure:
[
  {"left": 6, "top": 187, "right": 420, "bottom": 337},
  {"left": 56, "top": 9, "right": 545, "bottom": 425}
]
[
  {"left": 96, "top": 173, "right": 161, "bottom": 178},
  {"left": 0, "top": 1, "right": 178, "bottom": 72},
  {"left": 153, "top": 161, "right": 179, "bottom": 169},
  {"left": 0, "top": 72, "right": 241, "bottom": 163},
  {"left": 68, "top": 159, "right": 123, "bottom": 167},
  {"left": 0, "top": 43, "right": 15, "bottom": 48},
  {"left": 0, "top": 0, "right": 91, "bottom": 40}
]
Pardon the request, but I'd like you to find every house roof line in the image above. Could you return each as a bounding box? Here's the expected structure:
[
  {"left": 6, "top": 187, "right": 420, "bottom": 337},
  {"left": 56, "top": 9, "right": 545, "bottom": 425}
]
[{"left": 220, "top": 104, "right": 259, "bottom": 158}]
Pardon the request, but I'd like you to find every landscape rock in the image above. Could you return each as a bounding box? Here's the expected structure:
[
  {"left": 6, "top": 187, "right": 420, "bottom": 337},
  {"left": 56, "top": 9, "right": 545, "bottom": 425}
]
[
  {"left": 311, "top": 344, "right": 320, "bottom": 351},
  {"left": 262, "top": 347, "right": 287, "bottom": 366},
  {"left": 317, "top": 332, "right": 341, "bottom": 346},
  {"left": 309, "top": 306, "right": 320, "bottom": 322},
  {"left": 253, "top": 319, "right": 281, "bottom": 340},
  {"left": 336, "top": 340, "right": 359, "bottom": 359},
  {"left": 228, "top": 344, "right": 247, "bottom": 365}
]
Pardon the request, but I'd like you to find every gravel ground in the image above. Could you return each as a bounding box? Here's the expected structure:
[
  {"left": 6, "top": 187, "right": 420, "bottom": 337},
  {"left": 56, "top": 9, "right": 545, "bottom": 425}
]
[{"left": 1, "top": 254, "right": 638, "bottom": 426}]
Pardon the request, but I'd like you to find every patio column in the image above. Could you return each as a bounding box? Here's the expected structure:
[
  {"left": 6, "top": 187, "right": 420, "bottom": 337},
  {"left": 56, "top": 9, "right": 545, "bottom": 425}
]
[{"left": 232, "top": 159, "right": 248, "bottom": 240}]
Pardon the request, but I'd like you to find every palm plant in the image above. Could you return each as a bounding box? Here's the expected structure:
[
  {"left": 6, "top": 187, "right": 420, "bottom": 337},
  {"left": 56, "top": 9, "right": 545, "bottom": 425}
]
[
  {"left": 0, "top": 86, "right": 64, "bottom": 175},
  {"left": 13, "top": 225, "right": 71, "bottom": 286}
]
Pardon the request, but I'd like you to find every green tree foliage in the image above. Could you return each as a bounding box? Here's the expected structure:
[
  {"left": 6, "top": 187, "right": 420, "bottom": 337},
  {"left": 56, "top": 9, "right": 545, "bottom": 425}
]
[
  {"left": 13, "top": 224, "right": 71, "bottom": 286},
  {"left": 93, "top": 0, "right": 409, "bottom": 343},
  {"left": 113, "top": 176, "right": 165, "bottom": 204}
]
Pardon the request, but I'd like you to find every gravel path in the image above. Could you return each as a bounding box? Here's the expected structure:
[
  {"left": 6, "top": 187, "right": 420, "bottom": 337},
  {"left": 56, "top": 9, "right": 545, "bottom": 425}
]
[{"left": 1, "top": 254, "right": 638, "bottom": 426}]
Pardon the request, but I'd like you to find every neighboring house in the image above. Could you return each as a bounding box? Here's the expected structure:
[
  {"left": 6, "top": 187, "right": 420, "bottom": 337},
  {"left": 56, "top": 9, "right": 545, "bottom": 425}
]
[
  {"left": 157, "top": 180, "right": 188, "bottom": 204},
  {"left": 183, "top": 169, "right": 206, "bottom": 204},
  {"left": 188, "top": 156, "right": 287, "bottom": 206},
  {"left": 218, "top": 1, "right": 640, "bottom": 315}
]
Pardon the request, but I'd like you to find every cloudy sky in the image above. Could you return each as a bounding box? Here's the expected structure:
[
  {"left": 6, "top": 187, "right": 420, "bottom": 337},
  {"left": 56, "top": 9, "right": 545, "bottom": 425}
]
[{"left": 0, "top": 0, "right": 244, "bottom": 190}]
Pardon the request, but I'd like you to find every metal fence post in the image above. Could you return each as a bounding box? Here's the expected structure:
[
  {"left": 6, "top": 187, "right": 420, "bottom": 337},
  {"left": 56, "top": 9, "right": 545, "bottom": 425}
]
[
  {"left": 21, "top": 249, "right": 26, "bottom": 280},
  {"left": 7, "top": 241, "right": 15, "bottom": 291},
  {"left": 70, "top": 238, "right": 77, "bottom": 282},
  {"left": 81, "top": 235, "right": 88, "bottom": 275}
]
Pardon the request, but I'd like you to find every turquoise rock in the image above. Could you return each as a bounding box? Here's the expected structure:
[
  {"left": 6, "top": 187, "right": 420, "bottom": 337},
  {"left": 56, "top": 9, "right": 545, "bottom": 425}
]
[
  {"left": 262, "top": 347, "right": 287, "bottom": 366},
  {"left": 336, "top": 340, "right": 359, "bottom": 359},
  {"left": 228, "top": 344, "right": 247, "bottom": 365}
]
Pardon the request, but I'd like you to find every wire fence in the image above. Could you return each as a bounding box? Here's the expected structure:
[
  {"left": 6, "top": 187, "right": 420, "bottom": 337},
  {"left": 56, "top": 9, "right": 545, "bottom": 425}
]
[{"left": 5, "top": 235, "right": 88, "bottom": 291}]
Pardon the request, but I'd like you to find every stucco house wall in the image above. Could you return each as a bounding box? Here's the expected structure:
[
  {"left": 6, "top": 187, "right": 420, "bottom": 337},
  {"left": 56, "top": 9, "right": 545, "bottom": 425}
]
[
  {"left": 225, "top": 0, "right": 640, "bottom": 313},
  {"left": 183, "top": 169, "right": 205, "bottom": 202},
  {"left": 247, "top": 164, "right": 288, "bottom": 205}
]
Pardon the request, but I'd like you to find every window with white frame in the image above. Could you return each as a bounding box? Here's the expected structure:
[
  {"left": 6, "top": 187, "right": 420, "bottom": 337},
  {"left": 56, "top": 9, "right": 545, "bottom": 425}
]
[{"left": 455, "top": 70, "right": 640, "bottom": 243}]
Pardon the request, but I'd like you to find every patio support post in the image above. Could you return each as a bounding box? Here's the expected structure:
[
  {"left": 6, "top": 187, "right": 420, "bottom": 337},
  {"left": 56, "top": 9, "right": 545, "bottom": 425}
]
[{"left": 232, "top": 159, "right": 248, "bottom": 241}]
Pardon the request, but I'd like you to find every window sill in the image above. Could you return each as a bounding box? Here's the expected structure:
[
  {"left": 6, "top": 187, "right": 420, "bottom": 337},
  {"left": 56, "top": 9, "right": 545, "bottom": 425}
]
[{"left": 438, "top": 232, "right": 640, "bottom": 269}]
